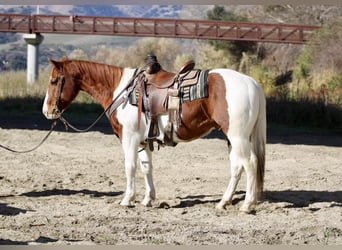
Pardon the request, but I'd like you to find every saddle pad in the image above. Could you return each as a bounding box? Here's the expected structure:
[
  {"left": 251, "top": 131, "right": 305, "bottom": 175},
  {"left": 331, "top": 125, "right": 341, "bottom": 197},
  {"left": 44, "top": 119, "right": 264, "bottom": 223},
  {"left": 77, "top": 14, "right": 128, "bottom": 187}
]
[
  {"left": 179, "top": 69, "right": 201, "bottom": 87},
  {"left": 180, "top": 70, "right": 209, "bottom": 103}
]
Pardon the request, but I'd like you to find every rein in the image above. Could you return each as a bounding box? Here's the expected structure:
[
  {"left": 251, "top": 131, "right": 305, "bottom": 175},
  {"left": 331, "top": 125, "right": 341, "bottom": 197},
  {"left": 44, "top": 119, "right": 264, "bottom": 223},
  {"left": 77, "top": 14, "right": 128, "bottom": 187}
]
[{"left": 0, "top": 120, "right": 58, "bottom": 153}]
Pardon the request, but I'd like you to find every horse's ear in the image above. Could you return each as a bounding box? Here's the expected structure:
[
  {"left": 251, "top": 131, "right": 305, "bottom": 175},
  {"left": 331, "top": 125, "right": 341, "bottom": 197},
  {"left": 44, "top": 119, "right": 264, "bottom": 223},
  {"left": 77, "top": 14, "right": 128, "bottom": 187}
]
[{"left": 48, "top": 58, "right": 62, "bottom": 69}]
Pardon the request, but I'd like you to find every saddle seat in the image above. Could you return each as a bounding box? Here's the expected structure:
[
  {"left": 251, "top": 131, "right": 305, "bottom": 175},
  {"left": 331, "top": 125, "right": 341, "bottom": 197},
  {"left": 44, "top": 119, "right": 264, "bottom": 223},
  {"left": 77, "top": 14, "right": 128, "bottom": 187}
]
[{"left": 144, "top": 60, "right": 195, "bottom": 89}]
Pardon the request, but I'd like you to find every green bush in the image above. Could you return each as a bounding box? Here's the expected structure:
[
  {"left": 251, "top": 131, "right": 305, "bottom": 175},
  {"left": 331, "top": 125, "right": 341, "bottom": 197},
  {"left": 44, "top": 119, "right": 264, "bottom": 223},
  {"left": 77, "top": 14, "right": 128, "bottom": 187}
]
[{"left": 293, "top": 47, "right": 312, "bottom": 80}]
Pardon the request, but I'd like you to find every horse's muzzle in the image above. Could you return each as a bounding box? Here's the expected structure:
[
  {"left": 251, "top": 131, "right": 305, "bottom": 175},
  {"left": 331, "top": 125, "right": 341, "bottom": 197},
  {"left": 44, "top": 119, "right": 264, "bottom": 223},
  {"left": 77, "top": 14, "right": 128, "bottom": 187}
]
[
  {"left": 42, "top": 109, "right": 61, "bottom": 120},
  {"left": 42, "top": 104, "right": 61, "bottom": 120},
  {"left": 42, "top": 93, "right": 62, "bottom": 120}
]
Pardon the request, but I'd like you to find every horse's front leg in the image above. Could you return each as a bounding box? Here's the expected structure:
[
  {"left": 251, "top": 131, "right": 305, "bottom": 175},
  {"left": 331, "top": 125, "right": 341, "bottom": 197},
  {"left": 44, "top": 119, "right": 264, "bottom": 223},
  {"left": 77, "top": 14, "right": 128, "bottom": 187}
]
[
  {"left": 120, "top": 130, "right": 139, "bottom": 207},
  {"left": 138, "top": 146, "right": 155, "bottom": 207}
]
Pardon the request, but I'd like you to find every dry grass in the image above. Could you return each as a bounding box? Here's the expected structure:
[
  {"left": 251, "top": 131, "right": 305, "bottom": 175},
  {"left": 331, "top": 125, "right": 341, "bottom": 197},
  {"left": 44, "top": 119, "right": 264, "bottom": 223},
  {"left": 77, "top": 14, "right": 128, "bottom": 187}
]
[
  {"left": 0, "top": 69, "right": 95, "bottom": 104},
  {"left": 0, "top": 70, "right": 46, "bottom": 99},
  {"left": 0, "top": 69, "right": 99, "bottom": 120}
]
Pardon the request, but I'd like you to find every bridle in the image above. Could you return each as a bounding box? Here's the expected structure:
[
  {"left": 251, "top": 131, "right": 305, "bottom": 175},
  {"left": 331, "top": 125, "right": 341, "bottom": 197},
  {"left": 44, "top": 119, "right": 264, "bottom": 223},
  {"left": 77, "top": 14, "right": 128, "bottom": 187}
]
[{"left": 50, "top": 69, "right": 65, "bottom": 118}]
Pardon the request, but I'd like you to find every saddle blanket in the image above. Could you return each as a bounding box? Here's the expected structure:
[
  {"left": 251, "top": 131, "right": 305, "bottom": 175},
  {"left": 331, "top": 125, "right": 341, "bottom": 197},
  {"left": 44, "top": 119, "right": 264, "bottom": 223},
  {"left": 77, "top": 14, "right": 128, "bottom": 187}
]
[{"left": 180, "top": 69, "right": 209, "bottom": 103}]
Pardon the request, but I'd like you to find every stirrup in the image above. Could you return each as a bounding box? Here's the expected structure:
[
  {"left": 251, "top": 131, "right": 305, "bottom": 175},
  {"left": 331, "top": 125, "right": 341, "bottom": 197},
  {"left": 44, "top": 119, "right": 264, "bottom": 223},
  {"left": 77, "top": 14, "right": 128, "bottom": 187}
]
[
  {"left": 146, "top": 119, "right": 160, "bottom": 139},
  {"left": 164, "top": 122, "right": 177, "bottom": 147},
  {"left": 147, "top": 139, "right": 154, "bottom": 151}
]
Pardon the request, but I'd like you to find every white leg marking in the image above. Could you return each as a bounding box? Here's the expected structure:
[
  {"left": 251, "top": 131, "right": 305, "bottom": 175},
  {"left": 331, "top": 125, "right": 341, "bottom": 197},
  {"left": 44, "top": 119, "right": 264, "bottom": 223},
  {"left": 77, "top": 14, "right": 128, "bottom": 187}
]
[
  {"left": 240, "top": 150, "right": 258, "bottom": 213},
  {"left": 216, "top": 145, "right": 243, "bottom": 210},
  {"left": 138, "top": 147, "right": 155, "bottom": 207},
  {"left": 120, "top": 129, "right": 139, "bottom": 207},
  {"left": 217, "top": 137, "right": 258, "bottom": 213}
]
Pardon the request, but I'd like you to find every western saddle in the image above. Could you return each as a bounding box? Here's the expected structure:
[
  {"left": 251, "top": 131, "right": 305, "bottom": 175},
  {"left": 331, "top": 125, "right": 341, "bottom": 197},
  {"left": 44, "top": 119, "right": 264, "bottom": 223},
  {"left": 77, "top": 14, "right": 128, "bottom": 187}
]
[{"left": 133, "top": 55, "right": 199, "bottom": 151}]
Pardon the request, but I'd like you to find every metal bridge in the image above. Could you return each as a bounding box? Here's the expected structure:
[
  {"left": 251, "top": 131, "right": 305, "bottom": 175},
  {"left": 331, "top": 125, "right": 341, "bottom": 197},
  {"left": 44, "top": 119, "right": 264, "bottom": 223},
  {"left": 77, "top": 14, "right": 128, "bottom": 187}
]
[{"left": 0, "top": 13, "right": 320, "bottom": 44}]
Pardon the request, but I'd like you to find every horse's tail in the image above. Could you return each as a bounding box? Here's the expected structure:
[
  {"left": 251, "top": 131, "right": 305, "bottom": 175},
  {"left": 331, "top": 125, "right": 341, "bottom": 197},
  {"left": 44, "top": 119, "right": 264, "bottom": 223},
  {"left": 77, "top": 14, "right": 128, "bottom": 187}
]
[{"left": 251, "top": 84, "right": 266, "bottom": 199}]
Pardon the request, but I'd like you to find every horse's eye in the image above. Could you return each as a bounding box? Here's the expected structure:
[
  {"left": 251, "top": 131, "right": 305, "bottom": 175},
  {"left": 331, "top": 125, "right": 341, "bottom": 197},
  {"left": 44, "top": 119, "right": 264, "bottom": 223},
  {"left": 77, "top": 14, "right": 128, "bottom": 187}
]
[{"left": 50, "top": 77, "right": 58, "bottom": 84}]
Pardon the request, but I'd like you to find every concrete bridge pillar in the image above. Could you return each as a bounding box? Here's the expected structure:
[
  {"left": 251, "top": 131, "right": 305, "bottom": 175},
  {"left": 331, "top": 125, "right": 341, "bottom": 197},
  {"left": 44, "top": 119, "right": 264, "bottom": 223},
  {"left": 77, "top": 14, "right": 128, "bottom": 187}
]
[{"left": 23, "top": 33, "right": 44, "bottom": 84}]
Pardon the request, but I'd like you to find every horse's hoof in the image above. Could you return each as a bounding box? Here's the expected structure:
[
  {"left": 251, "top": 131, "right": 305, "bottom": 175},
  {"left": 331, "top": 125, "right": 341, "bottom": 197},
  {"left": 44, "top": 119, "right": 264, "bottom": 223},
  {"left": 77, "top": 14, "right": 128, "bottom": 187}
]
[
  {"left": 141, "top": 198, "right": 153, "bottom": 207},
  {"left": 120, "top": 199, "right": 134, "bottom": 207},
  {"left": 239, "top": 207, "right": 256, "bottom": 215},
  {"left": 215, "top": 203, "right": 227, "bottom": 210}
]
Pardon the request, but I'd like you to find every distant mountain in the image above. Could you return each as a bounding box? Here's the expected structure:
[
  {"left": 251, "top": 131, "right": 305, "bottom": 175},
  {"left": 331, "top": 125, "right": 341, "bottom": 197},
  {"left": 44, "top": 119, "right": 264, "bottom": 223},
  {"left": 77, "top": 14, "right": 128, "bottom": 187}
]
[
  {"left": 73, "top": 5, "right": 182, "bottom": 18},
  {"left": 1, "top": 5, "right": 182, "bottom": 18}
]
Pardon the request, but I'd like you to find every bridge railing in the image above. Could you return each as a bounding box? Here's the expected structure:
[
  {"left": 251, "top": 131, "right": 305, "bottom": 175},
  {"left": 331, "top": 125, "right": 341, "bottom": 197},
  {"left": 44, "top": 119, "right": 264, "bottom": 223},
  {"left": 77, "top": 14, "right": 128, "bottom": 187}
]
[
  {"left": 0, "top": 13, "right": 32, "bottom": 33},
  {"left": 0, "top": 13, "right": 320, "bottom": 44}
]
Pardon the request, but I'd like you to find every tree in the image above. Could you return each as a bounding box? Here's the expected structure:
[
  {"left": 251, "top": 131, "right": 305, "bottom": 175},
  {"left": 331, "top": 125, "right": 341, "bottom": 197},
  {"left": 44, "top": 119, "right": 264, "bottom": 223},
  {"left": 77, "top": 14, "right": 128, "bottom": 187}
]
[
  {"left": 68, "top": 48, "right": 89, "bottom": 60},
  {"left": 125, "top": 37, "right": 181, "bottom": 71},
  {"left": 207, "top": 6, "right": 257, "bottom": 63},
  {"left": 293, "top": 17, "right": 342, "bottom": 104},
  {"left": 196, "top": 43, "right": 234, "bottom": 69}
]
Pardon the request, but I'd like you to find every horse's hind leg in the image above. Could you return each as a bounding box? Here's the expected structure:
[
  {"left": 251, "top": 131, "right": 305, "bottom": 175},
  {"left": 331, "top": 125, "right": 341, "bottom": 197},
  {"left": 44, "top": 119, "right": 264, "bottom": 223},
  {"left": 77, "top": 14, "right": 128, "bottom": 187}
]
[
  {"left": 217, "top": 137, "right": 257, "bottom": 213},
  {"left": 240, "top": 149, "right": 258, "bottom": 213},
  {"left": 216, "top": 144, "right": 243, "bottom": 210},
  {"left": 138, "top": 147, "right": 156, "bottom": 207}
]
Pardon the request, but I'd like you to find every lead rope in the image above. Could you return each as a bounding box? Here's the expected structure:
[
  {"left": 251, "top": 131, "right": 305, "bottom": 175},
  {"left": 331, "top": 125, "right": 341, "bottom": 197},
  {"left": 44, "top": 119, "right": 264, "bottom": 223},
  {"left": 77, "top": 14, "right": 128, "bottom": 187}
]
[
  {"left": 0, "top": 120, "right": 58, "bottom": 153},
  {"left": 59, "top": 68, "right": 143, "bottom": 133}
]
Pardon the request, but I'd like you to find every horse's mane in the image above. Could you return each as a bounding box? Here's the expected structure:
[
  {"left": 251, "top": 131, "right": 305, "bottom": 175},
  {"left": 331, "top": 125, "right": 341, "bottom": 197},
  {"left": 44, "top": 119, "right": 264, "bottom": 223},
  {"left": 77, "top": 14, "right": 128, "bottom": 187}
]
[{"left": 65, "top": 58, "right": 124, "bottom": 89}]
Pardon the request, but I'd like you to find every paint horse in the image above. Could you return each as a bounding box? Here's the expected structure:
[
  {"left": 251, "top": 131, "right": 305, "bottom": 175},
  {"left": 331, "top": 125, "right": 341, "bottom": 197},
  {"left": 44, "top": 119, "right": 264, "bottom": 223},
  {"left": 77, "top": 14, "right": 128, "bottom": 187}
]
[{"left": 42, "top": 57, "right": 266, "bottom": 213}]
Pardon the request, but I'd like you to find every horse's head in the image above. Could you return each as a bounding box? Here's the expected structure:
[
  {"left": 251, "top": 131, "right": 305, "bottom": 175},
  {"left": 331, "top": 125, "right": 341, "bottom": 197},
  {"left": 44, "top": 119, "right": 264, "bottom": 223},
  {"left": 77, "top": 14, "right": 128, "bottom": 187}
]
[{"left": 42, "top": 58, "right": 80, "bottom": 119}]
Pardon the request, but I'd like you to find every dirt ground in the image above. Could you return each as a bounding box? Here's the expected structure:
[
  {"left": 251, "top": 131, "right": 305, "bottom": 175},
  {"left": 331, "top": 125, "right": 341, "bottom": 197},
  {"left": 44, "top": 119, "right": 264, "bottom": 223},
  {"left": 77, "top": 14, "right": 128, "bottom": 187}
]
[{"left": 0, "top": 123, "right": 341, "bottom": 245}]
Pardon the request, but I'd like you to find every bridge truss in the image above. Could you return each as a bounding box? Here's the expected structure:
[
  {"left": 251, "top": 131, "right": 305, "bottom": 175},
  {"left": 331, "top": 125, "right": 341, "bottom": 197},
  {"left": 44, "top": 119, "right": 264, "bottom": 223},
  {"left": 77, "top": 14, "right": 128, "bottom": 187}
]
[{"left": 0, "top": 13, "right": 320, "bottom": 44}]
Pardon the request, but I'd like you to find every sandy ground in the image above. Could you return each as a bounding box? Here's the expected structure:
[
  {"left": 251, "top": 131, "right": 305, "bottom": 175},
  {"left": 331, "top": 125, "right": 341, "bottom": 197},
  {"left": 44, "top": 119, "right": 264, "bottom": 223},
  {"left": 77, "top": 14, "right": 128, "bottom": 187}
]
[{"left": 0, "top": 125, "right": 341, "bottom": 245}]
